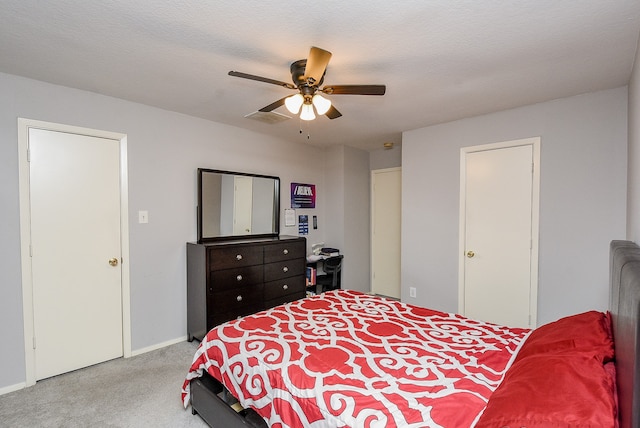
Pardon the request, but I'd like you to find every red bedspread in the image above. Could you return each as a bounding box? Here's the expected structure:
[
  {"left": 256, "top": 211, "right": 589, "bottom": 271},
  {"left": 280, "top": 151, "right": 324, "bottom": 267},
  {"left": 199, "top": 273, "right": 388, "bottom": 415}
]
[{"left": 182, "top": 290, "right": 529, "bottom": 427}]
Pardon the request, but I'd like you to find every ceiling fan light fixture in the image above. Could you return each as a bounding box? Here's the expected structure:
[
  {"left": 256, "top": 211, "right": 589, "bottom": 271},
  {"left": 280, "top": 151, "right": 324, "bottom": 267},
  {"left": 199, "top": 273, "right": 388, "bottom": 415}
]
[
  {"left": 228, "top": 46, "right": 386, "bottom": 123},
  {"left": 312, "top": 94, "right": 331, "bottom": 115},
  {"left": 300, "top": 103, "right": 316, "bottom": 121},
  {"left": 284, "top": 93, "right": 304, "bottom": 114}
]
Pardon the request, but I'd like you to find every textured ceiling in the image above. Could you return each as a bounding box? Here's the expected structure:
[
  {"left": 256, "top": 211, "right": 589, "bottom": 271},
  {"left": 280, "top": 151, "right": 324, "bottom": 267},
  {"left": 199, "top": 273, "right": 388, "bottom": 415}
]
[{"left": 1, "top": 1, "right": 639, "bottom": 151}]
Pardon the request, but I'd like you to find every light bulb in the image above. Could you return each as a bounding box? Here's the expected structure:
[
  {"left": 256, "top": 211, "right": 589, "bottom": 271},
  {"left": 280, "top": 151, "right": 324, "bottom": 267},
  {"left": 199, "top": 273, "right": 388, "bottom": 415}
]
[
  {"left": 312, "top": 94, "right": 331, "bottom": 115},
  {"left": 284, "top": 94, "right": 304, "bottom": 114},
  {"left": 300, "top": 103, "right": 316, "bottom": 121}
]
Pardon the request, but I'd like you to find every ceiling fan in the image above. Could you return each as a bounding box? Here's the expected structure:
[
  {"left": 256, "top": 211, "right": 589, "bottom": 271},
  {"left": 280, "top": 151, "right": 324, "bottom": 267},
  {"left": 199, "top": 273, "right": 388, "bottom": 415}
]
[{"left": 228, "top": 46, "right": 386, "bottom": 121}]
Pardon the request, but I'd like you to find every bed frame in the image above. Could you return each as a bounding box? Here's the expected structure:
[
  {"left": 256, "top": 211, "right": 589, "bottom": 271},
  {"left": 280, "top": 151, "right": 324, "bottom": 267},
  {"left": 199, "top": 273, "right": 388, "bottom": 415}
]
[
  {"left": 610, "top": 240, "right": 640, "bottom": 428},
  {"left": 190, "top": 240, "right": 640, "bottom": 427},
  {"left": 190, "top": 372, "right": 267, "bottom": 427}
]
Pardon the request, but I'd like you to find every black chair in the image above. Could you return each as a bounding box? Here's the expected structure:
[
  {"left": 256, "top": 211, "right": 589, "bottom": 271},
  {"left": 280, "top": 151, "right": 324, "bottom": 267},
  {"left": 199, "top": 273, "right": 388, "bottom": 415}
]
[{"left": 316, "top": 255, "right": 344, "bottom": 292}]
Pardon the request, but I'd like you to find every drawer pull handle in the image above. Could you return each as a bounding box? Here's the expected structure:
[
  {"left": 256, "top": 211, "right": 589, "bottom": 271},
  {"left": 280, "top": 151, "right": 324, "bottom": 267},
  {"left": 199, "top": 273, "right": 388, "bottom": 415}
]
[
  {"left": 236, "top": 254, "right": 243, "bottom": 261},
  {"left": 283, "top": 284, "right": 288, "bottom": 290},
  {"left": 282, "top": 266, "right": 289, "bottom": 273},
  {"left": 236, "top": 295, "right": 243, "bottom": 302},
  {"left": 236, "top": 275, "right": 243, "bottom": 281},
  {"left": 283, "top": 249, "right": 289, "bottom": 255}
]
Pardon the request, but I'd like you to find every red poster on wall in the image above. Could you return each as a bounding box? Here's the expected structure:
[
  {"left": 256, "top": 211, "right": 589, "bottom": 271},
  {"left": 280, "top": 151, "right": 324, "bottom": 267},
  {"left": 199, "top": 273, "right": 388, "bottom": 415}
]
[{"left": 291, "top": 183, "right": 316, "bottom": 208}]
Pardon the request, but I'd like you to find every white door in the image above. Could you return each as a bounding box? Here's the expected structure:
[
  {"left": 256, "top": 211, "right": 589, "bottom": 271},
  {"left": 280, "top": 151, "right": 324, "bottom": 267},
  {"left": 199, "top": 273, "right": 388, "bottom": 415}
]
[
  {"left": 29, "top": 128, "right": 123, "bottom": 380},
  {"left": 233, "top": 176, "right": 253, "bottom": 235},
  {"left": 371, "top": 168, "right": 401, "bottom": 299},
  {"left": 459, "top": 139, "right": 539, "bottom": 328}
]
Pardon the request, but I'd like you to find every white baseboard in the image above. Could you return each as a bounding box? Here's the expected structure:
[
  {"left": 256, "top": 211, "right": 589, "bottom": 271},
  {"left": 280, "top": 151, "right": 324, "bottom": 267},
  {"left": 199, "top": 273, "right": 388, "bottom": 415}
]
[
  {"left": 0, "top": 381, "right": 27, "bottom": 396},
  {"left": 129, "top": 336, "right": 189, "bottom": 357}
]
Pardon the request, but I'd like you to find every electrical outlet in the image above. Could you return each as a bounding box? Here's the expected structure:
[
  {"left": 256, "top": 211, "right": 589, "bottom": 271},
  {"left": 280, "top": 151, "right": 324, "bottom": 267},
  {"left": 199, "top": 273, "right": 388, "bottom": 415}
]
[{"left": 409, "top": 287, "right": 416, "bottom": 298}]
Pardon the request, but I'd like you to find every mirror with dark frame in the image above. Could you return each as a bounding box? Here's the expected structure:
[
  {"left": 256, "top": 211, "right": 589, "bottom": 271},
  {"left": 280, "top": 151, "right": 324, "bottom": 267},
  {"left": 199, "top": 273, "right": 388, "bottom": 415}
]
[{"left": 197, "top": 168, "right": 280, "bottom": 243}]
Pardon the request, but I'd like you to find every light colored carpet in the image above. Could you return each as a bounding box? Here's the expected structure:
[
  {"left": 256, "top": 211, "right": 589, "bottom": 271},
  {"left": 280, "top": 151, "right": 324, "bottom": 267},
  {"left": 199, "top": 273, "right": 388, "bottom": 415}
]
[{"left": 0, "top": 340, "right": 209, "bottom": 427}]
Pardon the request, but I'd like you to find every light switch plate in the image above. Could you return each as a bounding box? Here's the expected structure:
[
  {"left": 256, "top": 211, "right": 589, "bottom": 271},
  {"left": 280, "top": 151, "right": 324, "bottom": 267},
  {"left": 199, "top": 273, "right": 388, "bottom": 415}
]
[{"left": 138, "top": 210, "right": 149, "bottom": 224}]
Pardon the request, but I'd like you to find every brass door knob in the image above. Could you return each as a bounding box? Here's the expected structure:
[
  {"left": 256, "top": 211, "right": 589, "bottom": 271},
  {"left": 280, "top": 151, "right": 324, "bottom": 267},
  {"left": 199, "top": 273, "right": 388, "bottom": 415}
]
[
  {"left": 466, "top": 251, "right": 475, "bottom": 258},
  {"left": 109, "top": 258, "right": 119, "bottom": 266}
]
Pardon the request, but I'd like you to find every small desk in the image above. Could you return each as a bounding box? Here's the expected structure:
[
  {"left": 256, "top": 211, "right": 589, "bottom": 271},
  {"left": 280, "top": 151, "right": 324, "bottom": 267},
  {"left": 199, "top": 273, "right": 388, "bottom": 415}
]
[{"left": 306, "top": 254, "right": 342, "bottom": 295}]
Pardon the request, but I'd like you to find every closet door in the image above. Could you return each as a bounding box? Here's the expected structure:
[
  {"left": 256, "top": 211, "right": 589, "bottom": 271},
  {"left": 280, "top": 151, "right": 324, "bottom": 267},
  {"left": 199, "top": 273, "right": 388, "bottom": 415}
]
[
  {"left": 29, "top": 128, "right": 123, "bottom": 380},
  {"left": 460, "top": 139, "right": 539, "bottom": 328},
  {"left": 371, "top": 167, "right": 401, "bottom": 299}
]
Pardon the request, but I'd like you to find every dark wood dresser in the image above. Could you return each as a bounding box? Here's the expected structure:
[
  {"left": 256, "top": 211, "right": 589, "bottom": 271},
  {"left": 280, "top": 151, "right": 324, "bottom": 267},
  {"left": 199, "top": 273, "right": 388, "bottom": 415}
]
[{"left": 186, "top": 236, "right": 306, "bottom": 341}]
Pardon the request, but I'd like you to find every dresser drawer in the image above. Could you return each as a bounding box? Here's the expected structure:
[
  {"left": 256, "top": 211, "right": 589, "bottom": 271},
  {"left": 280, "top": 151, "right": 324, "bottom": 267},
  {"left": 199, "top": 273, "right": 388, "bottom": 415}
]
[
  {"left": 208, "top": 303, "right": 264, "bottom": 327},
  {"left": 264, "top": 240, "right": 306, "bottom": 264},
  {"left": 264, "top": 292, "right": 304, "bottom": 310},
  {"left": 264, "top": 258, "right": 306, "bottom": 281},
  {"left": 264, "top": 276, "right": 305, "bottom": 301},
  {"left": 209, "top": 284, "right": 264, "bottom": 314},
  {"left": 208, "top": 245, "right": 263, "bottom": 270},
  {"left": 210, "top": 265, "right": 263, "bottom": 292}
]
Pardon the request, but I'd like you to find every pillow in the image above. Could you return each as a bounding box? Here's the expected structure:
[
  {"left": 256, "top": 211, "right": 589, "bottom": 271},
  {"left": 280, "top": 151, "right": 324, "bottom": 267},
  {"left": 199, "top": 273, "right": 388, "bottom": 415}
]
[
  {"left": 603, "top": 361, "right": 620, "bottom": 428},
  {"left": 475, "top": 353, "right": 617, "bottom": 428},
  {"left": 515, "top": 310, "right": 614, "bottom": 363}
]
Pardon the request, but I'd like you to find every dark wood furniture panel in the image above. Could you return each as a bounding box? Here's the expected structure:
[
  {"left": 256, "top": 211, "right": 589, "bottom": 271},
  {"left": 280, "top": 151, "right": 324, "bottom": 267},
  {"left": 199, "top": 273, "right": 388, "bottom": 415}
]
[
  {"left": 209, "top": 266, "right": 263, "bottom": 291},
  {"left": 264, "top": 293, "right": 304, "bottom": 310},
  {"left": 264, "top": 240, "right": 306, "bottom": 263},
  {"left": 187, "top": 236, "right": 306, "bottom": 341},
  {"left": 263, "top": 277, "right": 306, "bottom": 302},
  {"left": 209, "top": 284, "right": 264, "bottom": 316},
  {"left": 191, "top": 371, "right": 268, "bottom": 427},
  {"left": 208, "top": 245, "right": 263, "bottom": 270},
  {"left": 264, "top": 258, "right": 305, "bottom": 281},
  {"left": 208, "top": 302, "right": 263, "bottom": 328}
]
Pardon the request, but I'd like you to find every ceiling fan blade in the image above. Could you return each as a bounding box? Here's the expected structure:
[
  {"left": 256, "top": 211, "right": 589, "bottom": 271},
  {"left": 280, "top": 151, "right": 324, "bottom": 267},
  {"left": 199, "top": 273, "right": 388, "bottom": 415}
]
[
  {"left": 325, "top": 105, "right": 342, "bottom": 119},
  {"left": 228, "top": 71, "right": 296, "bottom": 89},
  {"left": 258, "top": 97, "right": 288, "bottom": 112},
  {"left": 322, "top": 85, "right": 386, "bottom": 95},
  {"left": 303, "top": 47, "right": 332, "bottom": 85}
]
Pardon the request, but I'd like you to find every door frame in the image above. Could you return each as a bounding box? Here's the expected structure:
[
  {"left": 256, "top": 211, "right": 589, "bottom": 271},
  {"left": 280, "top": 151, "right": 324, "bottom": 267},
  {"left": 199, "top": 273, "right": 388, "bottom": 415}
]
[
  {"left": 458, "top": 137, "right": 540, "bottom": 327},
  {"left": 18, "top": 118, "right": 131, "bottom": 387},
  {"left": 370, "top": 167, "right": 402, "bottom": 298}
]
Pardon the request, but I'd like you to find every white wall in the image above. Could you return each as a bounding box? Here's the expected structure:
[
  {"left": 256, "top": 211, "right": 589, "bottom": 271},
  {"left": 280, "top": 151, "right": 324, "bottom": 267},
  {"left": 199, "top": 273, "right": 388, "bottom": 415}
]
[
  {"left": 343, "top": 145, "right": 372, "bottom": 291},
  {"left": 370, "top": 145, "right": 402, "bottom": 170},
  {"left": 323, "top": 145, "right": 345, "bottom": 256},
  {"left": 402, "top": 87, "right": 628, "bottom": 326},
  {"left": 0, "top": 72, "right": 327, "bottom": 391},
  {"left": 323, "top": 145, "right": 372, "bottom": 292},
  {"left": 628, "top": 37, "right": 640, "bottom": 242}
]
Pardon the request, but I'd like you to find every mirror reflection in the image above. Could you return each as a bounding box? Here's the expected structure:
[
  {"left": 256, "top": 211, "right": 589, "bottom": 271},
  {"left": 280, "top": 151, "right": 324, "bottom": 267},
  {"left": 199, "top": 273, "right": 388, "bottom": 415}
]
[{"left": 198, "top": 169, "right": 279, "bottom": 242}]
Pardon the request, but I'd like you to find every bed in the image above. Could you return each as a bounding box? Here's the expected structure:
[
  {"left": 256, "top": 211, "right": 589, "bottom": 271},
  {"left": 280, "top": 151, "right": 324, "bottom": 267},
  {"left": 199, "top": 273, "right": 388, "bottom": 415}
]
[{"left": 182, "top": 240, "right": 640, "bottom": 427}]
